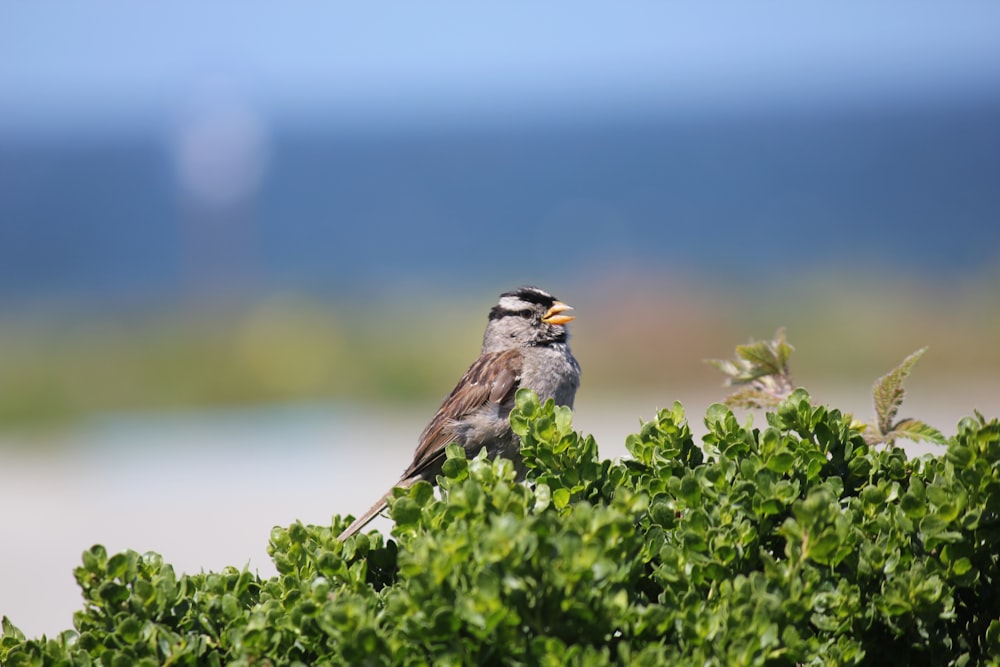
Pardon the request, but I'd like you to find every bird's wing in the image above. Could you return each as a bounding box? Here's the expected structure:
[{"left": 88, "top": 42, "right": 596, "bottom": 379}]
[{"left": 401, "top": 348, "right": 523, "bottom": 481}]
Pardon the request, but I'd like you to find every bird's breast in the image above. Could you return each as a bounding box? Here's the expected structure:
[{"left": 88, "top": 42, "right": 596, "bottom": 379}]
[{"left": 520, "top": 344, "right": 581, "bottom": 409}]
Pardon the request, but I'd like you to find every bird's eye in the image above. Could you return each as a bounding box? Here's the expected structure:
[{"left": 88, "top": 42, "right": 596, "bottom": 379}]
[{"left": 518, "top": 309, "right": 534, "bottom": 318}]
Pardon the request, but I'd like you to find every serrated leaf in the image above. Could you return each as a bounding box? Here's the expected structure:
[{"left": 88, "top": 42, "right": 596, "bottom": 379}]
[
  {"left": 872, "top": 347, "right": 927, "bottom": 435},
  {"left": 735, "top": 328, "right": 792, "bottom": 376},
  {"left": 887, "top": 419, "right": 946, "bottom": 446},
  {"left": 736, "top": 340, "right": 781, "bottom": 376}
]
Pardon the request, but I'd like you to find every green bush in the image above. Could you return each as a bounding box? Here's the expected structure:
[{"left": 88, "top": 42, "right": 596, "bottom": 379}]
[{"left": 3, "top": 388, "right": 999, "bottom": 665}]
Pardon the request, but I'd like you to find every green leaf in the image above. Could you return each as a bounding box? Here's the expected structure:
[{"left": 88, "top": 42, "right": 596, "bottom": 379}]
[
  {"left": 81, "top": 544, "right": 107, "bottom": 573},
  {"left": 678, "top": 475, "right": 700, "bottom": 504},
  {"left": 860, "top": 485, "right": 886, "bottom": 508},
  {"left": 705, "top": 403, "right": 733, "bottom": 429},
  {"left": 441, "top": 454, "right": 468, "bottom": 481},
  {"left": 410, "top": 481, "right": 435, "bottom": 506},
  {"left": 900, "top": 492, "right": 927, "bottom": 519},
  {"left": 1, "top": 617, "right": 25, "bottom": 642},
  {"left": 98, "top": 582, "right": 129, "bottom": 606},
  {"left": 765, "top": 450, "right": 796, "bottom": 474},
  {"left": 533, "top": 483, "right": 551, "bottom": 512},
  {"left": 946, "top": 445, "right": 973, "bottom": 467},
  {"left": 736, "top": 340, "right": 781, "bottom": 376},
  {"left": 554, "top": 405, "right": 573, "bottom": 434},
  {"left": 888, "top": 419, "right": 946, "bottom": 446},
  {"left": 951, "top": 557, "right": 973, "bottom": 576},
  {"left": 987, "top": 620, "right": 1000, "bottom": 654},
  {"left": 390, "top": 497, "right": 421, "bottom": 526},
  {"left": 925, "top": 483, "right": 950, "bottom": 507},
  {"left": 514, "top": 387, "right": 539, "bottom": 413},
  {"left": 919, "top": 513, "right": 948, "bottom": 537},
  {"left": 872, "top": 347, "right": 927, "bottom": 435},
  {"left": 116, "top": 617, "right": 141, "bottom": 643}
]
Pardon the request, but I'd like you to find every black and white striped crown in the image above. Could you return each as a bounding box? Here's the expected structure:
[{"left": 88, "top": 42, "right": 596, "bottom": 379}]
[{"left": 488, "top": 286, "right": 558, "bottom": 320}]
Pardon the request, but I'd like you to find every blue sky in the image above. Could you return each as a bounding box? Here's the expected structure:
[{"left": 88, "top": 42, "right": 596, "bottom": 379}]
[{"left": 3, "top": 2, "right": 1000, "bottom": 133}]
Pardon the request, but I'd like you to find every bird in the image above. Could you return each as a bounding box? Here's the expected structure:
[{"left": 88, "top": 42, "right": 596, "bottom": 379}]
[{"left": 337, "top": 286, "right": 581, "bottom": 540}]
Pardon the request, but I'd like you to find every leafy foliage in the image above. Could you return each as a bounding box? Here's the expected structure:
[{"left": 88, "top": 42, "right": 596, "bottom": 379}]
[
  {"left": 709, "top": 330, "right": 946, "bottom": 449},
  {"left": 707, "top": 328, "right": 795, "bottom": 408},
  {"left": 4, "top": 391, "right": 1000, "bottom": 665},
  {"left": 867, "top": 347, "right": 946, "bottom": 447}
]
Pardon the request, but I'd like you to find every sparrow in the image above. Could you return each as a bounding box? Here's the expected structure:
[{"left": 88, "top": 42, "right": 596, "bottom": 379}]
[{"left": 337, "top": 286, "right": 581, "bottom": 540}]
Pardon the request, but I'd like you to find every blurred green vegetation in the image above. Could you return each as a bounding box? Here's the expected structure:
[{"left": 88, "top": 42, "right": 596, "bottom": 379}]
[
  {"left": 0, "top": 294, "right": 478, "bottom": 427},
  {"left": 1, "top": 271, "right": 998, "bottom": 429}
]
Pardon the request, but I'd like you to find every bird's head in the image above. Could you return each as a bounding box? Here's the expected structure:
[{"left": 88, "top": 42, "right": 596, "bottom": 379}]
[{"left": 483, "top": 286, "right": 575, "bottom": 352}]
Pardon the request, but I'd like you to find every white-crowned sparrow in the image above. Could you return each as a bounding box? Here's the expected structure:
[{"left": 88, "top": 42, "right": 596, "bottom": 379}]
[{"left": 337, "top": 286, "right": 581, "bottom": 540}]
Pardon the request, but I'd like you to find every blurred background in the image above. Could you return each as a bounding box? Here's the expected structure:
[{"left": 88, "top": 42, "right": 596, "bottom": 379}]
[{"left": 2, "top": 2, "right": 999, "bottom": 638}]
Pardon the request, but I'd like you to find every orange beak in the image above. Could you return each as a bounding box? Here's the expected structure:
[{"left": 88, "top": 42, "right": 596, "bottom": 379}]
[{"left": 541, "top": 301, "right": 575, "bottom": 325}]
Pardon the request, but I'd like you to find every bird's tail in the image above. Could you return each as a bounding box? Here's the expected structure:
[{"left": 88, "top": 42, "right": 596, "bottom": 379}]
[{"left": 336, "top": 478, "right": 416, "bottom": 541}]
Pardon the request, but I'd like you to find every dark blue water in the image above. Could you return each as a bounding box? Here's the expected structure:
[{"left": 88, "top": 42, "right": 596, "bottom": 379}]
[{"left": 2, "top": 104, "right": 999, "bottom": 305}]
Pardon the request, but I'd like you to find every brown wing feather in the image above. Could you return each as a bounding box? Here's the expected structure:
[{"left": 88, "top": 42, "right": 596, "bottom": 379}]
[
  {"left": 338, "top": 349, "right": 523, "bottom": 540},
  {"left": 400, "top": 348, "right": 523, "bottom": 481}
]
